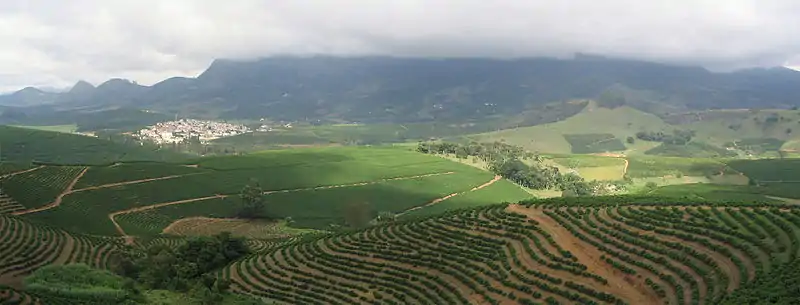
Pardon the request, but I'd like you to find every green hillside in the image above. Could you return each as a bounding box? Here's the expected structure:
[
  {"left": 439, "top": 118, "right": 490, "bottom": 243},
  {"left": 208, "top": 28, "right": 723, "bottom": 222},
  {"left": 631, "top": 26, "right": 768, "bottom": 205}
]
[
  {"left": 467, "top": 102, "right": 800, "bottom": 158},
  {"left": 0, "top": 125, "right": 185, "bottom": 165},
  {"left": 469, "top": 102, "right": 669, "bottom": 154},
  {"left": 9, "top": 146, "right": 529, "bottom": 235}
]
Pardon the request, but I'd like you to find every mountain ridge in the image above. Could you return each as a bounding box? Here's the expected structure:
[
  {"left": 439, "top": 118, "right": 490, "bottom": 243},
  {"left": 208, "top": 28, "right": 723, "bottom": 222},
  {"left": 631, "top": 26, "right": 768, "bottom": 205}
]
[{"left": 2, "top": 56, "right": 800, "bottom": 122}]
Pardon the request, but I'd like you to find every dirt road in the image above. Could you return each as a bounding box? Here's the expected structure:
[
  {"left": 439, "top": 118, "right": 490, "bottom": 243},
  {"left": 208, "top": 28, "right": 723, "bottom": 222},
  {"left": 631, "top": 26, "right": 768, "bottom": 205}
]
[
  {"left": 13, "top": 168, "right": 88, "bottom": 215},
  {"left": 398, "top": 175, "right": 502, "bottom": 216}
]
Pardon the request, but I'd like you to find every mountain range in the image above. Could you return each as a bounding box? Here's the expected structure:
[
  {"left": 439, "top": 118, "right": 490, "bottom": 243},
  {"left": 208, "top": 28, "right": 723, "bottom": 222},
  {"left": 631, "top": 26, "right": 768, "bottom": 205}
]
[{"left": 2, "top": 55, "right": 800, "bottom": 127}]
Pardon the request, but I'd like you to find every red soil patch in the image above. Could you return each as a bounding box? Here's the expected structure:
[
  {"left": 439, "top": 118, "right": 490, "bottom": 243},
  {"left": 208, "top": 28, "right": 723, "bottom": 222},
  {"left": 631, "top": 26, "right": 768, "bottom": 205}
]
[{"left": 506, "top": 204, "right": 658, "bottom": 305}]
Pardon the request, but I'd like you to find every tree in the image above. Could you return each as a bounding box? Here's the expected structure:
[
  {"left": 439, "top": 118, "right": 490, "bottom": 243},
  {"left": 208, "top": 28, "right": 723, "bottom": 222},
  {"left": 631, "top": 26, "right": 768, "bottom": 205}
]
[
  {"left": 343, "top": 202, "right": 372, "bottom": 228},
  {"left": 645, "top": 181, "right": 658, "bottom": 192},
  {"left": 376, "top": 211, "right": 396, "bottom": 223},
  {"left": 626, "top": 136, "right": 635, "bottom": 144},
  {"left": 239, "top": 181, "right": 266, "bottom": 219}
]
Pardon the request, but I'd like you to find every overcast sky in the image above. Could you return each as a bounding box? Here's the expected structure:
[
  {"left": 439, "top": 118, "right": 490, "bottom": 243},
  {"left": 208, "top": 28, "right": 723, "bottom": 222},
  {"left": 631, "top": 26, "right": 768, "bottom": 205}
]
[{"left": 2, "top": 0, "right": 800, "bottom": 92}]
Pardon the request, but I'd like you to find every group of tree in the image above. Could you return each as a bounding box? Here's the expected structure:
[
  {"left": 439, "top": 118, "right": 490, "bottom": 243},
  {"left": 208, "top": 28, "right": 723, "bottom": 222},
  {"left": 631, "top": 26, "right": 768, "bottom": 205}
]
[
  {"left": 110, "top": 232, "right": 253, "bottom": 304},
  {"left": 635, "top": 129, "right": 695, "bottom": 145},
  {"left": 418, "top": 141, "right": 598, "bottom": 196},
  {"left": 417, "top": 141, "right": 538, "bottom": 163},
  {"left": 238, "top": 181, "right": 267, "bottom": 219}
]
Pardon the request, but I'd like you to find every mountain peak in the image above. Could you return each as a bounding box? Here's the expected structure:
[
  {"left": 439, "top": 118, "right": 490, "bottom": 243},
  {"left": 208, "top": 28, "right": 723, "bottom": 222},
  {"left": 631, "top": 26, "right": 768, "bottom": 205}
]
[{"left": 69, "top": 80, "right": 95, "bottom": 94}]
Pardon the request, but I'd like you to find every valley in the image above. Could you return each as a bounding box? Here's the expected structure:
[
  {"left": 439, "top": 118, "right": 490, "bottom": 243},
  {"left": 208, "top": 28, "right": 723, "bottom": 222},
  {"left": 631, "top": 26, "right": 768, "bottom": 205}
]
[{"left": 2, "top": 57, "right": 800, "bottom": 305}]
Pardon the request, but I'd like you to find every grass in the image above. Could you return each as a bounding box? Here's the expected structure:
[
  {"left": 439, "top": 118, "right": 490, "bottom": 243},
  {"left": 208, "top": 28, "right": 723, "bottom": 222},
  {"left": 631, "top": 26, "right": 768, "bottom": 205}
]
[
  {"left": 162, "top": 218, "right": 317, "bottom": 239},
  {"left": 563, "top": 133, "right": 626, "bottom": 153},
  {"left": 727, "top": 158, "right": 800, "bottom": 182},
  {"left": 645, "top": 142, "right": 738, "bottom": 158},
  {"left": 626, "top": 155, "right": 735, "bottom": 178},
  {"left": 469, "top": 103, "right": 670, "bottom": 154},
  {"left": 401, "top": 178, "right": 531, "bottom": 218},
  {"left": 649, "top": 183, "right": 781, "bottom": 203},
  {"left": 546, "top": 154, "right": 628, "bottom": 181},
  {"left": 10, "top": 124, "right": 78, "bottom": 134}
]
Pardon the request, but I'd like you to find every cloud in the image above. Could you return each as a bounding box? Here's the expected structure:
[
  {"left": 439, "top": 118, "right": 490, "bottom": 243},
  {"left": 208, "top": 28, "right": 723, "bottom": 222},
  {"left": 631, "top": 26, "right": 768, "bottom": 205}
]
[{"left": 1, "top": 0, "right": 800, "bottom": 91}]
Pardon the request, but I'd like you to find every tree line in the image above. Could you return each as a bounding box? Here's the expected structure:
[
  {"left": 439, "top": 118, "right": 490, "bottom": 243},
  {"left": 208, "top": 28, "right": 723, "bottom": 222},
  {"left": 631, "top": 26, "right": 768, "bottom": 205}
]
[
  {"left": 417, "top": 141, "right": 602, "bottom": 196},
  {"left": 635, "top": 130, "right": 695, "bottom": 145}
]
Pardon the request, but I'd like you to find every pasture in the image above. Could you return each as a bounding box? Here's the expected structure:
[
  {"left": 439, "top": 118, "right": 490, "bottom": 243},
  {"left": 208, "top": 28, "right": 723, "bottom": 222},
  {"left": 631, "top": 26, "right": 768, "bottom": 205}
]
[
  {"left": 10, "top": 124, "right": 78, "bottom": 134},
  {"left": 563, "top": 133, "right": 626, "bottom": 154},
  {"left": 547, "top": 154, "right": 627, "bottom": 181}
]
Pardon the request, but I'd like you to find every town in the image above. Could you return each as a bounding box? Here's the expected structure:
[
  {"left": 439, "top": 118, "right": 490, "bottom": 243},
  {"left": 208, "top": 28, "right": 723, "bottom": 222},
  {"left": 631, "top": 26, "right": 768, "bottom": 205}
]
[{"left": 135, "top": 119, "right": 250, "bottom": 144}]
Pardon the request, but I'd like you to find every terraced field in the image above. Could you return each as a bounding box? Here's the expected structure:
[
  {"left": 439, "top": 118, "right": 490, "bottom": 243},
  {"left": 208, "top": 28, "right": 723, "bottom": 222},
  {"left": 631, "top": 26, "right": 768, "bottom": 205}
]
[
  {"left": 7, "top": 147, "right": 527, "bottom": 236},
  {"left": 218, "top": 202, "right": 800, "bottom": 305},
  {"left": 0, "top": 215, "right": 122, "bottom": 288},
  {"left": 1, "top": 166, "right": 86, "bottom": 211}
]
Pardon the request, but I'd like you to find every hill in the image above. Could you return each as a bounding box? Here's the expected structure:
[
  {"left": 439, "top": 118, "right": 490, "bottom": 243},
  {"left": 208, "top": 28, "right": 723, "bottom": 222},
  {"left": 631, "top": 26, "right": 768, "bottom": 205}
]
[
  {"left": 3, "top": 56, "right": 800, "bottom": 125},
  {"left": 467, "top": 102, "right": 800, "bottom": 158},
  {"left": 219, "top": 198, "right": 800, "bottom": 305},
  {"left": 0, "top": 125, "right": 185, "bottom": 164},
  {"left": 2, "top": 146, "right": 529, "bottom": 236},
  {"left": 468, "top": 102, "right": 670, "bottom": 154}
]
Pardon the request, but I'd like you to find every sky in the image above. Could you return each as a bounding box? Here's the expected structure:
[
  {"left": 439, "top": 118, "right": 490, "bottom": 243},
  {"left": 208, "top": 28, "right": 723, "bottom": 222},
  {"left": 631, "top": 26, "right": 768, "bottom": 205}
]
[{"left": 1, "top": 0, "right": 800, "bottom": 92}]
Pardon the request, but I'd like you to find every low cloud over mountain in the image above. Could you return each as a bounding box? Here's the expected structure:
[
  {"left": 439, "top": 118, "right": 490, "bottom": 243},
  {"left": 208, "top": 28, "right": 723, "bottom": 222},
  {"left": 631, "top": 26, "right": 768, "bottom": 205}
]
[{"left": 1, "top": 0, "right": 800, "bottom": 91}]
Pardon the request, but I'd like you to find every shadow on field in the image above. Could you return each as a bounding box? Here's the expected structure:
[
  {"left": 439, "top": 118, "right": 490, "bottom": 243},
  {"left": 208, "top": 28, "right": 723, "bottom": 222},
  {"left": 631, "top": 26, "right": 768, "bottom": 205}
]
[{"left": 262, "top": 182, "right": 507, "bottom": 230}]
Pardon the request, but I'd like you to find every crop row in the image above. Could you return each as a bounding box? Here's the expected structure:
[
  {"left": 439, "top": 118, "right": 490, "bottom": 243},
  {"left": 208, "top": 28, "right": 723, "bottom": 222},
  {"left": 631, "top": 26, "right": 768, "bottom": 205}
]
[
  {"left": 1, "top": 166, "right": 84, "bottom": 210},
  {"left": 536, "top": 204, "right": 800, "bottom": 305},
  {"left": 0, "top": 215, "right": 121, "bottom": 285},
  {"left": 45, "top": 171, "right": 496, "bottom": 235},
  {"left": 0, "top": 193, "right": 24, "bottom": 215},
  {"left": 221, "top": 206, "right": 636, "bottom": 305}
]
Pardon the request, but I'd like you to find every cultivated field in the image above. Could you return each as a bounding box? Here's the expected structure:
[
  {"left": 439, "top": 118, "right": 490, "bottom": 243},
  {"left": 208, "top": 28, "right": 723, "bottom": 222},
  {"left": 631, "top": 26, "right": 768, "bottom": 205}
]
[
  {"left": 218, "top": 200, "right": 800, "bottom": 305},
  {"left": 1, "top": 146, "right": 528, "bottom": 236},
  {"left": 0, "top": 215, "right": 123, "bottom": 288},
  {"left": 0, "top": 125, "right": 185, "bottom": 165}
]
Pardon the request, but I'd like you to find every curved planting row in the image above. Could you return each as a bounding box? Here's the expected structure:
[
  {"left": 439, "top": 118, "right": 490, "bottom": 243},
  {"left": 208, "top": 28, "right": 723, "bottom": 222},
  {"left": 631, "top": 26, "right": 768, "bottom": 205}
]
[
  {"left": 0, "top": 286, "right": 39, "bottom": 305},
  {"left": 219, "top": 204, "right": 800, "bottom": 305},
  {"left": 534, "top": 204, "right": 800, "bottom": 305},
  {"left": 0, "top": 192, "right": 24, "bottom": 215},
  {"left": 222, "top": 206, "right": 637, "bottom": 305},
  {"left": 0, "top": 166, "right": 85, "bottom": 210},
  {"left": 0, "top": 215, "right": 121, "bottom": 286}
]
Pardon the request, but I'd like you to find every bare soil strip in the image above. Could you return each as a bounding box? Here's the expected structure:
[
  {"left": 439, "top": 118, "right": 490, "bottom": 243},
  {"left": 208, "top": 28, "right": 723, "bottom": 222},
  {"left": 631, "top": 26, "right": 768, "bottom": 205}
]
[
  {"left": 506, "top": 204, "right": 658, "bottom": 305},
  {"left": 162, "top": 217, "right": 227, "bottom": 235},
  {"left": 13, "top": 167, "right": 88, "bottom": 216},
  {"left": 0, "top": 165, "right": 44, "bottom": 179},
  {"left": 71, "top": 173, "right": 204, "bottom": 193},
  {"left": 601, "top": 208, "right": 745, "bottom": 291},
  {"left": 622, "top": 158, "right": 629, "bottom": 175},
  {"left": 110, "top": 171, "right": 457, "bottom": 236},
  {"left": 109, "top": 195, "right": 227, "bottom": 236},
  {"left": 767, "top": 196, "right": 800, "bottom": 205},
  {"left": 397, "top": 175, "right": 502, "bottom": 216}
]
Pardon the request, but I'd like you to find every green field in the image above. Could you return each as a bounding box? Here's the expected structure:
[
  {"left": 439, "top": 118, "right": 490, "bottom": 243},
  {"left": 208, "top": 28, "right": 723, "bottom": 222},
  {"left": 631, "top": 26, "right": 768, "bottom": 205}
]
[
  {"left": 645, "top": 142, "right": 738, "bottom": 158},
  {"left": 469, "top": 103, "right": 671, "bottom": 154},
  {"left": 728, "top": 159, "right": 800, "bottom": 182},
  {"left": 10, "top": 124, "right": 78, "bottom": 133},
  {"left": 626, "top": 155, "right": 735, "bottom": 178},
  {"left": 0, "top": 125, "right": 186, "bottom": 165},
  {"left": 563, "top": 133, "right": 626, "bottom": 153},
  {"left": 19, "top": 146, "right": 527, "bottom": 235}
]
